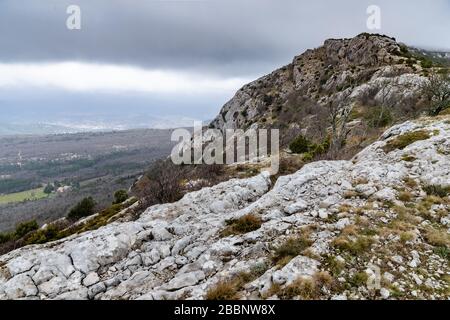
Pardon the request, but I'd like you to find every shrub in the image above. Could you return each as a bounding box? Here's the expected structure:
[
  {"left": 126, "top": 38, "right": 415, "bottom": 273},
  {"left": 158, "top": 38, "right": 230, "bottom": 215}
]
[
  {"left": 220, "top": 214, "right": 262, "bottom": 237},
  {"left": 434, "top": 246, "right": 450, "bottom": 260},
  {"left": 0, "top": 232, "right": 13, "bottom": 244},
  {"left": 113, "top": 190, "right": 129, "bottom": 204},
  {"left": 25, "top": 224, "right": 60, "bottom": 245},
  {"left": 382, "top": 130, "right": 431, "bottom": 153},
  {"left": 14, "top": 220, "right": 39, "bottom": 238},
  {"left": 421, "top": 59, "right": 433, "bottom": 69},
  {"left": 289, "top": 135, "right": 311, "bottom": 154},
  {"left": 423, "top": 184, "right": 450, "bottom": 197},
  {"left": 43, "top": 183, "right": 54, "bottom": 194},
  {"left": 138, "top": 160, "right": 184, "bottom": 205},
  {"left": 272, "top": 234, "right": 313, "bottom": 265},
  {"left": 67, "top": 197, "right": 96, "bottom": 220}
]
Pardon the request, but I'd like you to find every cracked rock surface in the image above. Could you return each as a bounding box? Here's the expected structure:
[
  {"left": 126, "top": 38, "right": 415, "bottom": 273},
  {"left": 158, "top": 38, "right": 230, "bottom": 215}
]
[{"left": 0, "top": 116, "right": 449, "bottom": 300}]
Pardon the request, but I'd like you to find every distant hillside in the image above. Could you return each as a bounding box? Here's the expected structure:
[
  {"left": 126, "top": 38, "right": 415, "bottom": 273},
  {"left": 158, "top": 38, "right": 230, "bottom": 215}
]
[{"left": 0, "top": 128, "right": 177, "bottom": 232}]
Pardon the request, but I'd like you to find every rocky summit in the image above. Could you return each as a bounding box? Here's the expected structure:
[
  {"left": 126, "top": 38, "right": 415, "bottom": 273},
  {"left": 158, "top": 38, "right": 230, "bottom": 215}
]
[
  {"left": 209, "top": 33, "right": 427, "bottom": 132},
  {"left": 1, "top": 114, "right": 449, "bottom": 300}
]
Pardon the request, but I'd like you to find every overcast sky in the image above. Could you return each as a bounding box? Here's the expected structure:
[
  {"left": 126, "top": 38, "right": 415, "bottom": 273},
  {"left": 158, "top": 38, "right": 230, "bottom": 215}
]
[{"left": 0, "top": 0, "right": 449, "bottom": 128}]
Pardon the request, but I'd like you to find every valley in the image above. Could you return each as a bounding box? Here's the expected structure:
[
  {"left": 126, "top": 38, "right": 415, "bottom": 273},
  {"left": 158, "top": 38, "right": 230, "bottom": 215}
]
[{"left": 0, "top": 128, "right": 177, "bottom": 232}]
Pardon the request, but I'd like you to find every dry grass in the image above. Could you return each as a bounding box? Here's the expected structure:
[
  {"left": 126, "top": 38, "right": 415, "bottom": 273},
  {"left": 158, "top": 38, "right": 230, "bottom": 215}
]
[
  {"left": 424, "top": 227, "right": 450, "bottom": 247},
  {"left": 400, "top": 231, "right": 416, "bottom": 243},
  {"left": 403, "top": 177, "right": 418, "bottom": 188},
  {"left": 205, "top": 281, "right": 240, "bottom": 300},
  {"left": 332, "top": 235, "right": 373, "bottom": 255},
  {"left": 278, "top": 277, "right": 317, "bottom": 300},
  {"left": 383, "top": 130, "right": 431, "bottom": 153},
  {"left": 398, "top": 191, "right": 413, "bottom": 202},
  {"left": 324, "top": 256, "right": 345, "bottom": 277},
  {"left": 220, "top": 214, "right": 262, "bottom": 237},
  {"left": 205, "top": 262, "right": 269, "bottom": 300},
  {"left": 401, "top": 155, "right": 417, "bottom": 162},
  {"left": 277, "top": 272, "right": 334, "bottom": 300},
  {"left": 272, "top": 234, "right": 313, "bottom": 265}
]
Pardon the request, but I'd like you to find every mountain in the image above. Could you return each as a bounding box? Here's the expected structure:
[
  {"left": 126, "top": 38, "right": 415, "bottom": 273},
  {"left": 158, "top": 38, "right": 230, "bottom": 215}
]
[
  {"left": 209, "top": 33, "right": 438, "bottom": 149},
  {"left": 0, "top": 34, "right": 449, "bottom": 300}
]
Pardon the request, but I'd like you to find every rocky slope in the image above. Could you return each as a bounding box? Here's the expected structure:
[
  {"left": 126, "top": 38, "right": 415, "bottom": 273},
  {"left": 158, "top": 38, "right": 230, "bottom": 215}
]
[
  {"left": 1, "top": 114, "right": 449, "bottom": 300},
  {"left": 209, "top": 33, "right": 436, "bottom": 146}
]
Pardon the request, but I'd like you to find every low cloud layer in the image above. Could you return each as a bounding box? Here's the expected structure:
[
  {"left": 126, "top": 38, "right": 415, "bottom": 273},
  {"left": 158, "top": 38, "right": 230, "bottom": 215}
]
[{"left": 0, "top": 62, "right": 250, "bottom": 95}]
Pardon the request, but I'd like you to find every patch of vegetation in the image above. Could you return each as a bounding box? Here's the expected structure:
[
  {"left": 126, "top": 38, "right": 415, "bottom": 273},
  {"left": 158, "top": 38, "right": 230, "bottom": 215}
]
[
  {"left": 25, "top": 224, "right": 61, "bottom": 245},
  {"left": 348, "top": 272, "right": 369, "bottom": 288},
  {"left": 423, "top": 184, "right": 450, "bottom": 197},
  {"left": 434, "top": 246, "right": 450, "bottom": 261},
  {"left": 382, "top": 130, "right": 431, "bottom": 153},
  {"left": 289, "top": 134, "right": 330, "bottom": 162},
  {"left": 0, "top": 232, "right": 13, "bottom": 244},
  {"left": 14, "top": 220, "right": 39, "bottom": 238},
  {"left": 420, "top": 59, "right": 433, "bottom": 69},
  {"left": 278, "top": 277, "right": 317, "bottom": 299},
  {"left": 205, "top": 281, "right": 240, "bottom": 300},
  {"left": 220, "top": 214, "right": 262, "bottom": 237},
  {"left": 113, "top": 189, "right": 129, "bottom": 204},
  {"left": 272, "top": 234, "right": 313, "bottom": 265},
  {"left": 30, "top": 199, "right": 136, "bottom": 245},
  {"left": 424, "top": 227, "right": 450, "bottom": 247},
  {"left": 67, "top": 197, "right": 96, "bottom": 220},
  {"left": 289, "top": 135, "right": 311, "bottom": 154},
  {"left": 205, "top": 262, "right": 269, "bottom": 300},
  {"left": 324, "top": 256, "right": 345, "bottom": 277},
  {"left": 403, "top": 177, "right": 418, "bottom": 188},
  {"left": 277, "top": 272, "right": 334, "bottom": 300},
  {"left": 333, "top": 235, "right": 373, "bottom": 255},
  {"left": 439, "top": 108, "right": 450, "bottom": 116},
  {"left": 401, "top": 155, "right": 417, "bottom": 162},
  {"left": 398, "top": 191, "right": 413, "bottom": 202},
  {"left": 0, "top": 219, "right": 39, "bottom": 245}
]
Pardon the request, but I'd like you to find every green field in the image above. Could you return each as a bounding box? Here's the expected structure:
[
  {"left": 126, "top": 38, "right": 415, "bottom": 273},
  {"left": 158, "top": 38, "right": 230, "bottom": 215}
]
[{"left": 0, "top": 187, "right": 48, "bottom": 205}]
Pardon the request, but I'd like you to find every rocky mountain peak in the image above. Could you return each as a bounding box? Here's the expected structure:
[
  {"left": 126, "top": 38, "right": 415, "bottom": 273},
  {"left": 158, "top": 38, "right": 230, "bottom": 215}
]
[{"left": 209, "top": 33, "right": 434, "bottom": 149}]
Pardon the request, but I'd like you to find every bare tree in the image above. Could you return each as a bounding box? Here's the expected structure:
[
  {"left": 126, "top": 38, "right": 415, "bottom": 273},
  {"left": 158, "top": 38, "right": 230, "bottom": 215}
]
[
  {"left": 373, "top": 78, "right": 400, "bottom": 127},
  {"left": 138, "top": 160, "right": 185, "bottom": 205},
  {"left": 421, "top": 70, "right": 450, "bottom": 115},
  {"left": 327, "top": 89, "right": 354, "bottom": 156}
]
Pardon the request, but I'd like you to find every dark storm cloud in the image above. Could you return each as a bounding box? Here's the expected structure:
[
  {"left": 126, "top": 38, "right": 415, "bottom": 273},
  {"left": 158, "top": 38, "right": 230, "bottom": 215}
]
[{"left": 1, "top": 0, "right": 448, "bottom": 77}]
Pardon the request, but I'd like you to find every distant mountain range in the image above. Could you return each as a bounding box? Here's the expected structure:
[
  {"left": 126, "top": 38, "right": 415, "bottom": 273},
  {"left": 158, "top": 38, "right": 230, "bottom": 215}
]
[{"left": 0, "top": 116, "right": 202, "bottom": 136}]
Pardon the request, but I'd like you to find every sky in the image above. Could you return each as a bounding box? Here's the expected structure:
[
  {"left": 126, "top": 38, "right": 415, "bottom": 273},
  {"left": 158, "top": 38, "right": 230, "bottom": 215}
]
[{"left": 0, "top": 0, "right": 449, "bottom": 131}]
